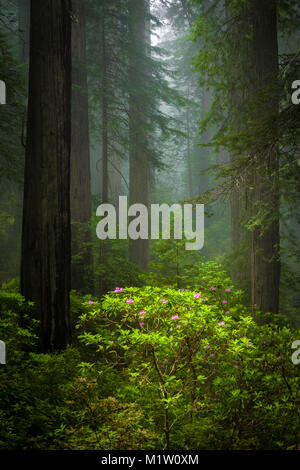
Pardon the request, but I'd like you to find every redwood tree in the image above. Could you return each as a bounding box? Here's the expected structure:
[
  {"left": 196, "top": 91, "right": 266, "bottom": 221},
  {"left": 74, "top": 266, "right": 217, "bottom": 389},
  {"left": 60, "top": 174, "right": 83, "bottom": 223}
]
[
  {"left": 71, "top": 0, "right": 92, "bottom": 292},
  {"left": 226, "top": 1, "right": 254, "bottom": 295},
  {"left": 21, "top": 0, "right": 72, "bottom": 352},
  {"left": 226, "top": 0, "right": 280, "bottom": 313},
  {"left": 128, "top": 0, "right": 150, "bottom": 270},
  {"left": 18, "top": 0, "right": 30, "bottom": 64},
  {"left": 250, "top": 0, "right": 280, "bottom": 314}
]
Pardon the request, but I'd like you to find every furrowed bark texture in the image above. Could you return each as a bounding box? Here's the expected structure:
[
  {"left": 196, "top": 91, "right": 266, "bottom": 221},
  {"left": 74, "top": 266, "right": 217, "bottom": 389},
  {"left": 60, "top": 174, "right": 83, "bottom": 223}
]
[
  {"left": 227, "top": 0, "right": 280, "bottom": 313},
  {"left": 71, "top": 0, "right": 92, "bottom": 292},
  {"left": 128, "top": 0, "right": 150, "bottom": 270},
  {"left": 250, "top": 0, "right": 280, "bottom": 314},
  {"left": 21, "top": 0, "right": 72, "bottom": 351}
]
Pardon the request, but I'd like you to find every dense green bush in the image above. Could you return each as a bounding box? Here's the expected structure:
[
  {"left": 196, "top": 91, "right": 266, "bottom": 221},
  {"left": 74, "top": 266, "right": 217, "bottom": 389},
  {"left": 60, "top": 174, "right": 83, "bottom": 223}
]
[
  {"left": 1, "top": 269, "right": 300, "bottom": 450},
  {"left": 0, "top": 288, "right": 158, "bottom": 449},
  {"left": 77, "top": 285, "right": 300, "bottom": 450}
]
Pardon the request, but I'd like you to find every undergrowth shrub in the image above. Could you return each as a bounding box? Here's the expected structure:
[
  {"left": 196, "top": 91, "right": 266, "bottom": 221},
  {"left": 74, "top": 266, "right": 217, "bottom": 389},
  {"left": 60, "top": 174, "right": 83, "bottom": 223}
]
[{"left": 77, "top": 284, "right": 300, "bottom": 450}]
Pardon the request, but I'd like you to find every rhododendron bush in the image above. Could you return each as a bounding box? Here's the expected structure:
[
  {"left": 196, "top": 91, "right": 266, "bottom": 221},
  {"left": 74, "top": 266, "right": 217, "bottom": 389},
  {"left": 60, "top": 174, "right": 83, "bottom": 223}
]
[
  {"left": 1, "top": 275, "right": 299, "bottom": 450},
  {"left": 76, "top": 285, "right": 300, "bottom": 450}
]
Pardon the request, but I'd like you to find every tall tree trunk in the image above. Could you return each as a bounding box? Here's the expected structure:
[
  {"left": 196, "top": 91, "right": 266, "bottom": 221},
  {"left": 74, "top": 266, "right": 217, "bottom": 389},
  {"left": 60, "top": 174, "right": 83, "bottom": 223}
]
[
  {"left": 12, "top": 0, "right": 31, "bottom": 291},
  {"left": 97, "top": 4, "right": 110, "bottom": 295},
  {"left": 198, "top": 87, "right": 210, "bottom": 197},
  {"left": 71, "top": 0, "right": 92, "bottom": 293},
  {"left": 109, "top": 152, "right": 122, "bottom": 205},
  {"left": 186, "top": 87, "right": 193, "bottom": 199},
  {"left": 226, "top": 2, "right": 254, "bottom": 296},
  {"left": 101, "top": 5, "right": 108, "bottom": 205},
  {"left": 226, "top": 0, "right": 280, "bottom": 312},
  {"left": 18, "top": 0, "right": 30, "bottom": 63},
  {"left": 197, "top": 0, "right": 211, "bottom": 198},
  {"left": 21, "top": 0, "right": 72, "bottom": 352},
  {"left": 128, "top": 0, "right": 150, "bottom": 270},
  {"left": 250, "top": 0, "right": 280, "bottom": 314}
]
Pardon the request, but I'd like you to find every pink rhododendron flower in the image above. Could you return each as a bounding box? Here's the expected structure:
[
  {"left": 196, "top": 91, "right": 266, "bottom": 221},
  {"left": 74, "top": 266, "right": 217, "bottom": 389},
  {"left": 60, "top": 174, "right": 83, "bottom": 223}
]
[
  {"left": 126, "top": 298, "right": 134, "bottom": 304},
  {"left": 88, "top": 300, "right": 94, "bottom": 305},
  {"left": 225, "top": 289, "right": 231, "bottom": 292},
  {"left": 194, "top": 293, "right": 201, "bottom": 299},
  {"left": 223, "top": 300, "right": 228, "bottom": 304},
  {"left": 164, "top": 358, "right": 168, "bottom": 362},
  {"left": 234, "top": 364, "right": 237, "bottom": 368},
  {"left": 218, "top": 321, "right": 225, "bottom": 326},
  {"left": 210, "top": 353, "right": 215, "bottom": 357},
  {"left": 176, "top": 324, "right": 181, "bottom": 329},
  {"left": 204, "top": 345, "right": 210, "bottom": 350},
  {"left": 114, "top": 287, "right": 123, "bottom": 292},
  {"left": 161, "top": 299, "right": 167, "bottom": 304},
  {"left": 210, "top": 286, "right": 216, "bottom": 290},
  {"left": 139, "top": 310, "right": 146, "bottom": 316},
  {"left": 225, "top": 311, "right": 230, "bottom": 315},
  {"left": 171, "top": 315, "right": 179, "bottom": 320},
  {"left": 139, "top": 322, "right": 144, "bottom": 327}
]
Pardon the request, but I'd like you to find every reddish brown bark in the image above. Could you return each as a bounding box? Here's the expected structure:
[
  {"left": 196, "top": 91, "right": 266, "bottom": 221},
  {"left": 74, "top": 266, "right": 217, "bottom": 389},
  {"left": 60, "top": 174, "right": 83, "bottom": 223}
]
[
  {"left": 21, "top": 0, "right": 72, "bottom": 351},
  {"left": 128, "top": 0, "right": 150, "bottom": 270},
  {"left": 71, "top": 0, "right": 92, "bottom": 292}
]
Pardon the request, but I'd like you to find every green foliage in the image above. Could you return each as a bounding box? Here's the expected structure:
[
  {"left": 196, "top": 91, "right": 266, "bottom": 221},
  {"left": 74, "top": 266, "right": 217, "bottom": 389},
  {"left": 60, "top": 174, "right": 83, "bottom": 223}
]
[
  {"left": 0, "top": 30, "right": 25, "bottom": 183},
  {"left": 94, "top": 240, "right": 145, "bottom": 294},
  {"left": 1, "top": 270, "right": 300, "bottom": 450},
  {"left": 0, "top": 288, "right": 37, "bottom": 352},
  {"left": 0, "top": 29, "right": 25, "bottom": 284},
  {"left": 191, "top": 0, "right": 300, "bottom": 317},
  {"left": 51, "top": 381, "right": 159, "bottom": 450},
  {"left": 144, "top": 233, "right": 233, "bottom": 292},
  {"left": 0, "top": 286, "right": 158, "bottom": 450},
  {"left": 76, "top": 280, "right": 300, "bottom": 450},
  {"left": 70, "top": 217, "right": 146, "bottom": 296}
]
